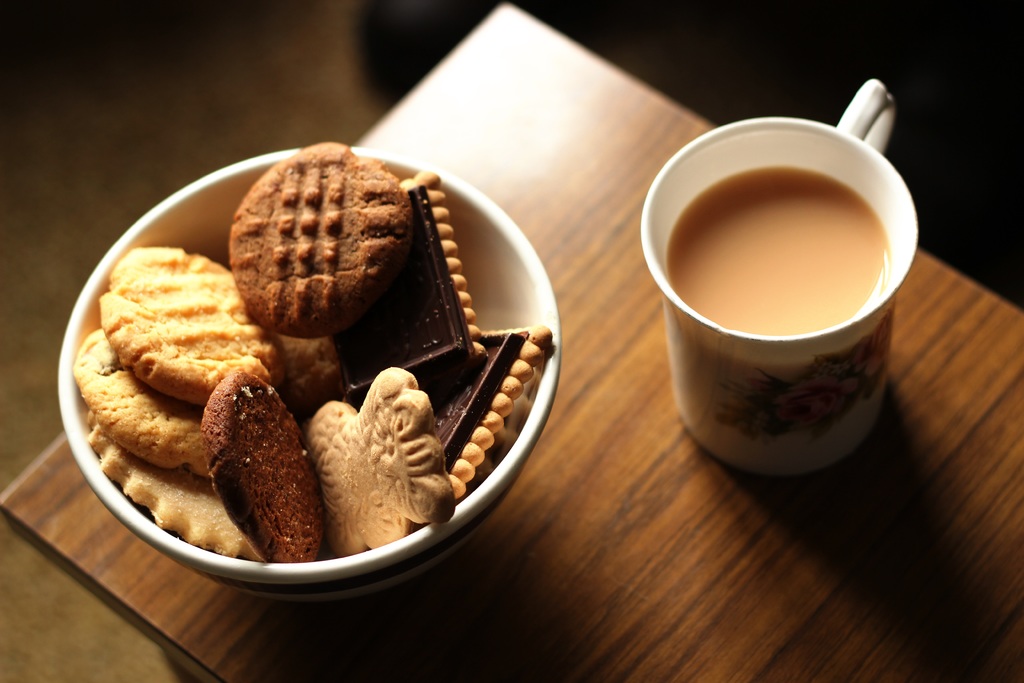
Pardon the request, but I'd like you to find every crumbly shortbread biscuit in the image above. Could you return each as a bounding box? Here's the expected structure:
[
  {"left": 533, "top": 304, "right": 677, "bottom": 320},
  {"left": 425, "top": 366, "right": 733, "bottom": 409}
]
[
  {"left": 100, "top": 246, "right": 281, "bottom": 406},
  {"left": 230, "top": 142, "right": 414, "bottom": 338},
  {"left": 401, "top": 171, "right": 484, "bottom": 359},
  {"left": 273, "top": 333, "right": 344, "bottom": 419},
  {"left": 87, "top": 416, "right": 258, "bottom": 560},
  {"left": 202, "top": 370, "right": 323, "bottom": 563},
  {"left": 73, "top": 328, "right": 210, "bottom": 476},
  {"left": 448, "top": 325, "right": 552, "bottom": 498},
  {"left": 304, "top": 368, "right": 455, "bottom": 557}
]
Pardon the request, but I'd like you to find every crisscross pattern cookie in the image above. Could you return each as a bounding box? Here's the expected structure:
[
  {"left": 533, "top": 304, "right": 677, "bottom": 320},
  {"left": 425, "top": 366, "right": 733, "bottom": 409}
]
[{"left": 230, "top": 142, "right": 414, "bottom": 337}]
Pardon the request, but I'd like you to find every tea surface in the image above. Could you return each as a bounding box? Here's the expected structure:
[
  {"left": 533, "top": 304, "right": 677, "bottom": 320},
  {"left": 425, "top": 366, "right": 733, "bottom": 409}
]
[{"left": 667, "top": 167, "right": 889, "bottom": 336}]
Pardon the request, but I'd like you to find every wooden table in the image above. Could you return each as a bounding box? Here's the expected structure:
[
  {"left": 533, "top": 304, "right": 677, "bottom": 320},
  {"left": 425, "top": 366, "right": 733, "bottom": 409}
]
[{"left": 4, "top": 5, "right": 1023, "bottom": 681}]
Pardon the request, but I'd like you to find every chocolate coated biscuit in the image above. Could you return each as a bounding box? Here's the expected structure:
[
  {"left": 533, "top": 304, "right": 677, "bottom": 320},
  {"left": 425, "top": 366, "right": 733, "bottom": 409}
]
[{"left": 202, "top": 370, "right": 324, "bottom": 563}]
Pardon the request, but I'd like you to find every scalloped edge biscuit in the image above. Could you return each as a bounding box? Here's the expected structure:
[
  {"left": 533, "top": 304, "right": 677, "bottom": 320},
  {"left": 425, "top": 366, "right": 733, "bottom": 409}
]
[{"left": 87, "top": 414, "right": 259, "bottom": 560}]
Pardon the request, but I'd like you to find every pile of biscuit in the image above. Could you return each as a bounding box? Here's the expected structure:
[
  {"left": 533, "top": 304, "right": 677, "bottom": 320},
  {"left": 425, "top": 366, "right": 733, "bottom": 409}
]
[{"left": 73, "top": 142, "right": 552, "bottom": 563}]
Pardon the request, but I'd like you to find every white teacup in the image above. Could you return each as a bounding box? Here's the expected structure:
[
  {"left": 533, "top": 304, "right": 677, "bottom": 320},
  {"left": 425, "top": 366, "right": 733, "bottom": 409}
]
[{"left": 641, "top": 80, "right": 917, "bottom": 475}]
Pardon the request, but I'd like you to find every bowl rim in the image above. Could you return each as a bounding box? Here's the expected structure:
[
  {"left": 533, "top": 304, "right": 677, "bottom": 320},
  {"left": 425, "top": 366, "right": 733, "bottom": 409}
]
[{"left": 58, "top": 146, "right": 561, "bottom": 585}]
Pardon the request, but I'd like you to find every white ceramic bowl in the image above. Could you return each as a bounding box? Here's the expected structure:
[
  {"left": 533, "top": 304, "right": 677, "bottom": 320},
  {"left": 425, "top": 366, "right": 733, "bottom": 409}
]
[{"left": 58, "top": 148, "right": 561, "bottom": 600}]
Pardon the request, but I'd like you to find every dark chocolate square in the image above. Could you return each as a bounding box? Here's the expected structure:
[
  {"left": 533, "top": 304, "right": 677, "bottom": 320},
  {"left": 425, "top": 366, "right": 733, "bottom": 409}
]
[
  {"left": 334, "top": 186, "right": 473, "bottom": 407},
  {"left": 434, "top": 331, "right": 527, "bottom": 470}
]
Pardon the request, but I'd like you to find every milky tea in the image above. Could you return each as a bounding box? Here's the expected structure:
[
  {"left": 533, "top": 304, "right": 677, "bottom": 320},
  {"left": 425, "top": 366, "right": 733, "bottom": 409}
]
[{"left": 666, "top": 166, "right": 890, "bottom": 336}]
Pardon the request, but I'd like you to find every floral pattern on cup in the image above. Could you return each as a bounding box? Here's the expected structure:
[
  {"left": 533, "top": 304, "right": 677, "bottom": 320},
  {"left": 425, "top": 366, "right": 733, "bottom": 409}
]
[{"left": 716, "top": 310, "right": 893, "bottom": 439}]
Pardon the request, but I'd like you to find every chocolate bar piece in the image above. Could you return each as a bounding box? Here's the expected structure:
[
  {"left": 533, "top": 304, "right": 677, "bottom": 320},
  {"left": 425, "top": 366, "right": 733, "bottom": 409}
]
[
  {"left": 334, "top": 186, "right": 473, "bottom": 407},
  {"left": 435, "top": 331, "right": 527, "bottom": 470}
]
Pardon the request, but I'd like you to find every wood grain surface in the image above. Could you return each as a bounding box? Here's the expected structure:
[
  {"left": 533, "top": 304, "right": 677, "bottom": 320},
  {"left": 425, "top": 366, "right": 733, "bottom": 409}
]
[{"left": 4, "top": 6, "right": 1023, "bottom": 681}]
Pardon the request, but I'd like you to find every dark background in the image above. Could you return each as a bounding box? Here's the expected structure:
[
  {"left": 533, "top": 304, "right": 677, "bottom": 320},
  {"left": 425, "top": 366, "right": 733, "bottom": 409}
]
[{"left": 366, "top": 0, "right": 1021, "bottom": 300}]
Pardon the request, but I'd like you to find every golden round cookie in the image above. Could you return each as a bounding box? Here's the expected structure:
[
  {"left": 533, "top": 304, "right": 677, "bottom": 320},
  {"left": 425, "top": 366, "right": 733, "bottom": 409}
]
[
  {"left": 272, "top": 333, "right": 344, "bottom": 419},
  {"left": 229, "top": 142, "right": 414, "bottom": 338},
  {"left": 73, "top": 329, "right": 211, "bottom": 476},
  {"left": 99, "top": 246, "right": 282, "bottom": 405}
]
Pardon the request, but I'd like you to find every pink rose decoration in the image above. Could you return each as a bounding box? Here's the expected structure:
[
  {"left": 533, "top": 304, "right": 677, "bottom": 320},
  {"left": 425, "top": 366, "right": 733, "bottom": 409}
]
[
  {"left": 717, "top": 314, "right": 894, "bottom": 438},
  {"left": 774, "top": 376, "right": 859, "bottom": 425}
]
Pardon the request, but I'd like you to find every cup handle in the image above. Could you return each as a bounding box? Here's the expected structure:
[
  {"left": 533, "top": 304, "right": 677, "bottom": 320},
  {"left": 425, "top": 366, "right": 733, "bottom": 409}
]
[{"left": 836, "top": 79, "right": 896, "bottom": 153}]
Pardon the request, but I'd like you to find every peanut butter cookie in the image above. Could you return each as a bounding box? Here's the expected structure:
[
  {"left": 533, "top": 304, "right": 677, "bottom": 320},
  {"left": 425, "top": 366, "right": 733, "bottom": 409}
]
[{"left": 230, "top": 142, "right": 414, "bottom": 337}]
